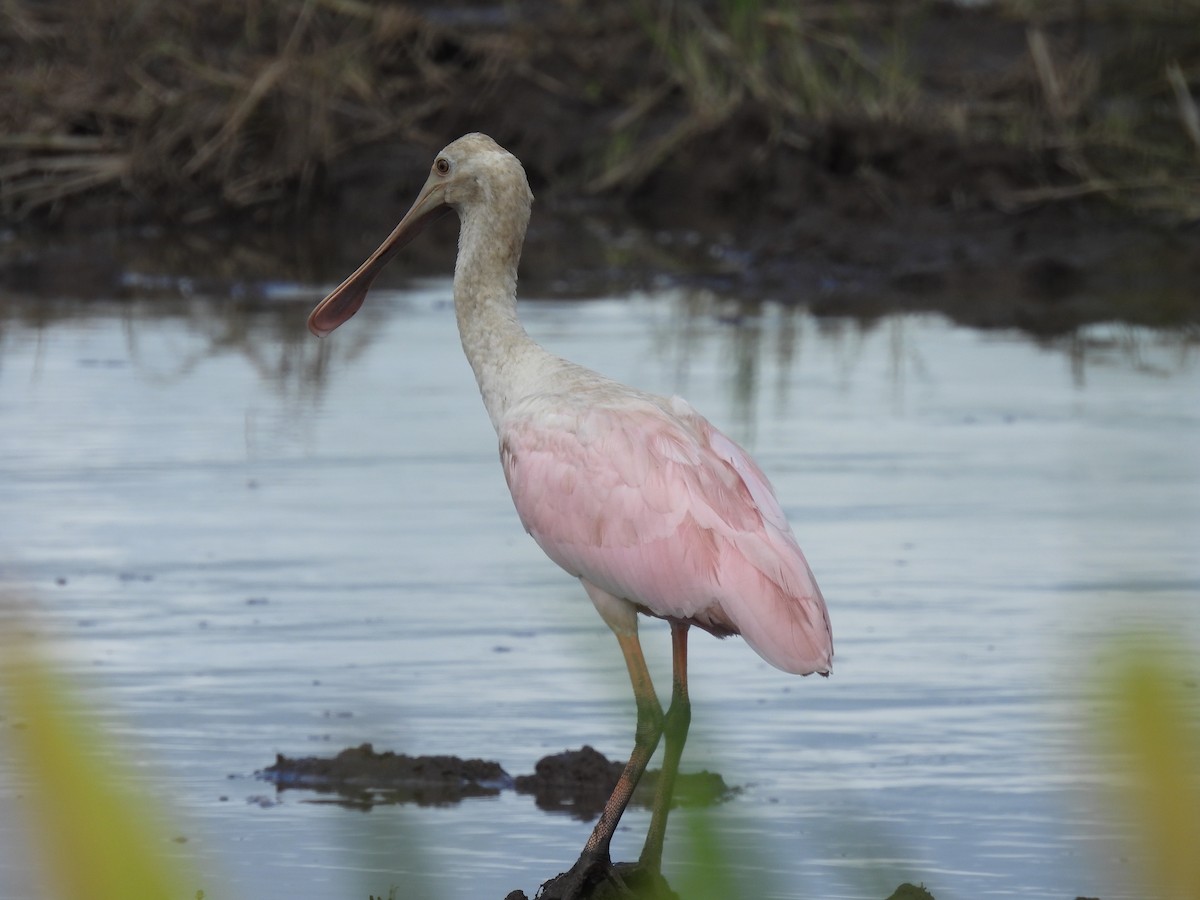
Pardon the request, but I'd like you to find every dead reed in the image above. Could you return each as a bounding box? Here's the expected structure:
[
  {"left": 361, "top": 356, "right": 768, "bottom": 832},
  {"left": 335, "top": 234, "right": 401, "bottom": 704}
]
[
  {"left": 618, "top": 0, "right": 1200, "bottom": 216},
  {"left": 2, "top": 0, "right": 1198, "bottom": 222},
  {"left": 0, "top": 0, "right": 508, "bottom": 220}
]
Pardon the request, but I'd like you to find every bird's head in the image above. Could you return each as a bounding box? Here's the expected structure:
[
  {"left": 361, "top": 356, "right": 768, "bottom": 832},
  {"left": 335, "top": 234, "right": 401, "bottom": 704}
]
[{"left": 307, "top": 133, "right": 531, "bottom": 338}]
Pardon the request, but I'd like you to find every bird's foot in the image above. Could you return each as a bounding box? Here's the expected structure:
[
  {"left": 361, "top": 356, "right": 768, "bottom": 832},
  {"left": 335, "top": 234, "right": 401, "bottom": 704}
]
[
  {"left": 534, "top": 852, "right": 676, "bottom": 900},
  {"left": 534, "top": 850, "right": 616, "bottom": 900}
]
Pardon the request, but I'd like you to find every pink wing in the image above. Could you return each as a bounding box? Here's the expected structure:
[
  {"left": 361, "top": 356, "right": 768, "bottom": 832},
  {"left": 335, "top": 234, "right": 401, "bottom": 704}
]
[{"left": 499, "top": 395, "right": 832, "bottom": 676}]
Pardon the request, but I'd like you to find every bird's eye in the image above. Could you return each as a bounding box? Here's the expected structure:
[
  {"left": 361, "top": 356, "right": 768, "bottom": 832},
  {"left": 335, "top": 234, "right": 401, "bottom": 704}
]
[{"left": 434, "top": 157, "right": 450, "bottom": 176}]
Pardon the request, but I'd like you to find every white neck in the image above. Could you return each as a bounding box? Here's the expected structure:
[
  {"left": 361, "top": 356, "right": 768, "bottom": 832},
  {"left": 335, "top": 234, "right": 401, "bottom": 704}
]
[{"left": 452, "top": 198, "right": 554, "bottom": 430}]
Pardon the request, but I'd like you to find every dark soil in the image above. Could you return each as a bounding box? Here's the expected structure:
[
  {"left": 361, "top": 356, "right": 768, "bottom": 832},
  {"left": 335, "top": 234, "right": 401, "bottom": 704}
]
[
  {"left": 258, "top": 743, "right": 735, "bottom": 815},
  {"left": 259, "top": 743, "right": 512, "bottom": 809},
  {"left": 521, "top": 861, "right": 682, "bottom": 900},
  {"left": 886, "top": 886, "right": 937, "bottom": 900},
  {"left": 514, "top": 745, "right": 737, "bottom": 820}
]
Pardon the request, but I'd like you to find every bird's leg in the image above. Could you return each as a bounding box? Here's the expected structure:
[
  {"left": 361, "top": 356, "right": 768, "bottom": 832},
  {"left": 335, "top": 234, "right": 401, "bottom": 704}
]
[
  {"left": 638, "top": 621, "right": 691, "bottom": 872},
  {"left": 543, "top": 629, "right": 664, "bottom": 899},
  {"left": 585, "top": 630, "right": 665, "bottom": 859}
]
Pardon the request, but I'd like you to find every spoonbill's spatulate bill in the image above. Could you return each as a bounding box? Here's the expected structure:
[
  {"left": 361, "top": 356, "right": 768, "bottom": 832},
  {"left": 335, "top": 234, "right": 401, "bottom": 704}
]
[{"left": 307, "top": 133, "right": 832, "bottom": 898}]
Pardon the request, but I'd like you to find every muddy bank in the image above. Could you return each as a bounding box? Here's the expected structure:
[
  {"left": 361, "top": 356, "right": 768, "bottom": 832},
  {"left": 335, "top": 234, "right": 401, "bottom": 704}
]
[
  {"left": 506, "top": 878, "right": 937, "bottom": 900},
  {"left": 261, "top": 746, "right": 951, "bottom": 899},
  {"left": 3, "top": 1, "right": 1198, "bottom": 336},
  {"left": 259, "top": 743, "right": 512, "bottom": 808},
  {"left": 4, "top": 191, "right": 1197, "bottom": 341},
  {"left": 260, "top": 746, "right": 944, "bottom": 900},
  {"left": 506, "top": 871, "right": 939, "bottom": 899},
  {"left": 259, "top": 744, "right": 736, "bottom": 814}
]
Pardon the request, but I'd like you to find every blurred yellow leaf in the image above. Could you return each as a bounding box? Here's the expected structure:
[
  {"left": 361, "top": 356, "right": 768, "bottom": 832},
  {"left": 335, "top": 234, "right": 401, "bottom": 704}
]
[
  {"left": 2, "top": 640, "right": 194, "bottom": 900},
  {"left": 1104, "top": 649, "right": 1200, "bottom": 900}
]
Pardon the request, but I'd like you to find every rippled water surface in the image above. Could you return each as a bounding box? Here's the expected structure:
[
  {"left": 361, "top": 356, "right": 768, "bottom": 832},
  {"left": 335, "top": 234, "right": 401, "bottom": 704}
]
[{"left": 1, "top": 283, "right": 1198, "bottom": 900}]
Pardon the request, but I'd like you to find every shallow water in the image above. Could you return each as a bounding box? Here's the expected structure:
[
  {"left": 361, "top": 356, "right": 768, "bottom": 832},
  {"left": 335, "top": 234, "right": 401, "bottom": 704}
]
[{"left": 1, "top": 282, "right": 1198, "bottom": 900}]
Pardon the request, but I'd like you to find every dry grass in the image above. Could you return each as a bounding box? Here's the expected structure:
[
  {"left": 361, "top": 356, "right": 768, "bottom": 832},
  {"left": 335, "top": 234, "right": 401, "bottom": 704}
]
[
  {"left": 2, "top": 0, "right": 1199, "bottom": 221},
  {"left": 0, "top": 0, "right": 506, "bottom": 220},
  {"left": 621, "top": 0, "right": 1200, "bottom": 216},
  {"left": 586, "top": 0, "right": 920, "bottom": 193},
  {"left": 988, "top": 1, "right": 1200, "bottom": 216}
]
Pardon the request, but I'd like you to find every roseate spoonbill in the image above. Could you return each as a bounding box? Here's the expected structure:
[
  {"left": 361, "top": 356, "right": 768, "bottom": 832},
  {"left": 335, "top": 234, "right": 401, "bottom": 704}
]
[{"left": 307, "top": 133, "right": 832, "bottom": 897}]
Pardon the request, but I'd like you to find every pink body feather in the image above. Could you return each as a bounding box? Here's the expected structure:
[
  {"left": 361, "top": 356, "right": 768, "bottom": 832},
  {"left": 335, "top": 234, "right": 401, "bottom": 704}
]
[{"left": 501, "top": 386, "right": 832, "bottom": 676}]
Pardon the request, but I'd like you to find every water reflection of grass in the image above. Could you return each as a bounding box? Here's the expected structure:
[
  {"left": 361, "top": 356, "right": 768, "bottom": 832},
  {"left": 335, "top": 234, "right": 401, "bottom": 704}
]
[
  {"left": 0, "top": 283, "right": 369, "bottom": 411},
  {"left": 2, "top": 283, "right": 1195, "bottom": 450},
  {"left": 647, "top": 291, "right": 1200, "bottom": 443}
]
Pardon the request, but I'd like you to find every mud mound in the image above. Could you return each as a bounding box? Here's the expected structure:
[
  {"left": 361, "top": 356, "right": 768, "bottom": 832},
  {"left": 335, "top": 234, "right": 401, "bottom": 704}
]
[
  {"left": 515, "top": 745, "right": 737, "bottom": 820},
  {"left": 259, "top": 744, "right": 736, "bottom": 815},
  {"left": 260, "top": 742, "right": 512, "bottom": 809}
]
